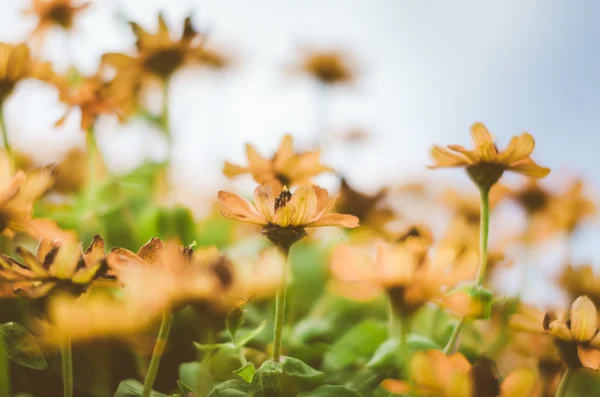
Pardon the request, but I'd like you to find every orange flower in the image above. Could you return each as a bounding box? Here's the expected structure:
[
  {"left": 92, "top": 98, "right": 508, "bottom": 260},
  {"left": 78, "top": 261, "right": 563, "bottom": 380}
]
[
  {"left": 329, "top": 239, "right": 476, "bottom": 315},
  {"left": 0, "top": 43, "right": 54, "bottom": 104},
  {"left": 382, "top": 350, "right": 540, "bottom": 397},
  {"left": 510, "top": 296, "right": 600, "bottom": 370},
  {"left": 296, "top": 49, "right": 354, "bottom": 85},
  {"left": 547, "top": 179, "right": 596, "bottom": 235},
  {"left": 560, "top": 264, "right": 600, "bottom": 307},
  {"left": 218, "top": 184, "right": 359, "bottom": 248},
  {"left": 430, "top": 123, "right": 550, "bottom": 190},
  {"left": 24, "top": 0, "right": 90, "bottom": 39},
  {"left": 223, "top": 134, "right": 332, "bottom": 190}
]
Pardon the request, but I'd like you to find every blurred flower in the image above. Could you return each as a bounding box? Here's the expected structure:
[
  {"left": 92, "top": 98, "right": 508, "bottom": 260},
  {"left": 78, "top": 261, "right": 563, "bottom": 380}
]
[
  {"left": 0, "top": 152, "right": 54, "bottom": 238},
  {"left": 334, "top": 178, "right": 395, "bottom": 237},
  {"left": 382, "top": 350, "right": 540, "bottom": 397},
  {"left": 512, "top": 180, "right": 553, "bottom": 218},
  {"left": 296, "top": 49, "right": 354, "bottom": 86},
  {"left": 329, "top": 239, "right": 477, "bottom": 316},
  {"left": 218, "top": 184, "right": 359, "bottom": 248},
  {"left": 510, "top": 296, "right": 600, "bottom": 370},
  {"left": 0, "top": 231, "right": 107, "bottom": 299},
  {"left": 560, "top": 264, "right": 600, "bottom": 307},
  {"left": 429, "top": 123, "right": 550, "bottom": 191},
  {"left": 56, "top": 73, "right": 136, "bottom": 131},
  {"left": 0, "top": 43, "right": 54, "bottom": 104},
  {"left": 546, "top": 179, "right": 596, "bottom": 236},
  {"left": 223, "top": 134, "right": 332, "bottom": 190},
  {"left": 394, "top": 223, "right": 434, "bottom": 246},
  {"left": 442, "top": 185, "right": 508, "bottom": 227},
  {"left": 52, "top": 148, "right": 88, "bottom": 194},
  {"left": 24, "top": 0, "right": 90, "bottom": 39}
]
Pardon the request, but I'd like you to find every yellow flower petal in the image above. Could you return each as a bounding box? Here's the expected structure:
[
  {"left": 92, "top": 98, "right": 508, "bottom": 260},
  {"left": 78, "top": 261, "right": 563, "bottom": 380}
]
[
  {"left": 577, "top": 345, "right": 600, "bottom": 370},
  {"left": 570, "top": 296, "right": 598, "bottom": 342},
  {"left": 548, "top": 320, "right": 573, "bottom": 341},
  {"left": 429, "top": 146, "right": 470, "bottom": 168},
  {"left": 499, "top": 364, "right": 539, "bottom": 397},
  {"left": 254, "top": 185, "right": 275, "bottom": 222},
  {"left": 470, "top": 122, "right": 493, "bottom": 146},
  {"left": 305, "top": 213, "right": 359, "bottom": 228},
  {"left": 217, "top": 190, "right": 267, "bottom": 225},
  {"left": 289, "top": 186, "right": 317, "bottom": 225},
  {"left": 497, "top": 133, "right": 535, "bottom": 164},
  {"left": 507, "top": 159, "right": 550, "bottom": 178},
  {"left": 222, "top": 161, "right": 248, "bottom": 178},
  {"left": 136, "top": 237, "right": 164, "bottom": 265}
]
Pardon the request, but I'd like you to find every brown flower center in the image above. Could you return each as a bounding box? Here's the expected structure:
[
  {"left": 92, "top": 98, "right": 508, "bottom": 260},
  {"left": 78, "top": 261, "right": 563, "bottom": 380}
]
[
  {"left": 466, "top": 163, "right": 504, "bottom": 192},
  {"left": 517, "top": 188, "right": 548, "bottom": 214},
  {"left": 47, "top": 5, "right": 73, "bottom": 28},
  {"left": 143, "top": 48, "right": 184, "bottom": 78},
  {"left": 275, "top": 172, "right": 291, "bottom": 187},
  {"left": 274, "top": 190, "right": 292, "bottom": 211}
]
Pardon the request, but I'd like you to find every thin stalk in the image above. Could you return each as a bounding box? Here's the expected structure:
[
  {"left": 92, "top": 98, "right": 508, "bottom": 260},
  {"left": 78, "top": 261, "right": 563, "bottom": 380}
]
[
  {"left": 555, "top": 368, "right": 572, "bottom": 397},
  {"left": 0, "top": 332, "right": 9, "bottom": 397},
  {"left": 85, "top": 127, "right": 98, "bottom": 201},
  {"left": 160, "top": 80, "right": 171, "bottom": 142},
  {"left": 387, "top": 300, "right": 397, "bottom": 337},
  {"left": 60, "top": 334, "right": 73, "bottom": 397},
  {"left": 0, "top": 106, "right": 14, "bottom": 172},
  {"left": 142, "top": 311, "right": 174, "bottom": 397},
  {"left": 475, "top": 187, "right": 490, "bottom": 286},
  {"left": 399, "top": 316, "right": 413, "bottom": 390},
  {"left": 273, "top": 246, "right": 290, "bottom": 362},
  {"left": 443, "top": 318, "right": 465, "bottom": 355}
]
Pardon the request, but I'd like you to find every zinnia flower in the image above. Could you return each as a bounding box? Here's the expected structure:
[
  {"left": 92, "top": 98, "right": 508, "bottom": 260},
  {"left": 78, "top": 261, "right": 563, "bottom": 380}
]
[
  {"left": 218, "top": 184, "right": 359, "bottom": 248},
  {"left": 223, "top": 134, "right": 332, "bottom": 190},
  {"left": 429, "top": 123, "right": 550, "bottom": 191},
  {"left": 510, "top": 296, "right": 600, "bottom": 370},
  {"left": 24, "top": 0, "right": 90, "bottom": 40}
]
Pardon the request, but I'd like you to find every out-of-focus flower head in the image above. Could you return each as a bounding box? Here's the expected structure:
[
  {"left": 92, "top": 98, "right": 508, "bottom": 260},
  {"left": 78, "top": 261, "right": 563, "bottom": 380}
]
[
  {"left": 223, "top": 134, "right": 333, "bottom": 191},
  {"left": 23, "top": 0, "right": 90, "bottom": 40},
  {"left": 382, "top": 350, "right": 540, "bottom": 397},
  {"left": 56, "top": 72, "right": 136, "bottom": 131},
  {"left": 295, "top": 49, "right": 355, "bottom": 86},
  {"left": 429, "top": 123, "right": 550, "bottom": 191},
  {"left": 443, "top": 185, "right": 509, "bottom": 228},
  {"left": 329, "top": 236, "right": 477, "bottom": 316},
  {"left": 334, "top": 178, "right": 395, "bottom": 238},
  {"left": 218, "top": 183, "right": 359, "bottom": 249},
  {"left": 510, "top": 297, "right": 600, "bottom": 370},
  {"left": 0, "top": 42, "right": 55, "bottom": 104},
  {"left": 0, "top": 151, "right": 55, "bottom": 238},
  {"left": 0, "top": 225, "right": 107, "bottom": 299},
  {"left": 560, "top": 264, "right": 600, "bottom": 307},
  {"left": 546, "top": 179, "right": 596, "bottom": 236}
]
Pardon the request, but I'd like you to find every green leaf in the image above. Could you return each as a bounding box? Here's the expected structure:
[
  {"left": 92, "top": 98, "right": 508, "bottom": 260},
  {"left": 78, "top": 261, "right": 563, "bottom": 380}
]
[
  {"left": 282, "top": 356, "right": 324, "bottom": 384},
  {"left": 299, "top": 385, "right": 362, "bottom": 397},
  {"left": 194, "top": 342, "right": 235, "bottom": 351},
  {"left": 209, "top": 379, "right": 251, "bottom": 397},
  {"left": 323, "top": 319, "right": 388, "bottom": 371},
  {"left": 291, "top": 318, "right": 332, "bottom": 344},
  {"left": 407, "top": 333, "right": 440, "bottom": 352},
  {"left": 179, "top": 361, "right": 213, "bottom": 396},
  {"left": 114, "top": 379, "right": 167, "bottom": 397},
  {"left": 177, "top": 381, "right": 195, "bottom": 394},
  {"left": 367, "top": 338, "right": 399, "bottom": 369},
  {"left": 250, "top": 360, "right": 283, "bottom": 397},
  {"left": 0, "top": 322, "right": 46, "bottom": 370},
  {"left": 236, "top": 320, "right": 267, "bottom": 347},
  {"left": 234, "top": 362, "right": 256, "bottom": 383}
]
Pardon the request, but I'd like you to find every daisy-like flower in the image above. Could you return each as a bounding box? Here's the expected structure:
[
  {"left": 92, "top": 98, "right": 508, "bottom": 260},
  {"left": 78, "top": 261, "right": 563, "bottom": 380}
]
[
  {"left": 24, "top": 0, "right": 90, "bottom": 40},
  {"left": 223, "top": 134, "right": 332, "bottom": 190},
  {"left": 560, "top": 264, "right": 600, "bottom": 307},
  {"left": 296, "top": 49, "right": 354, "bottom": 86},
  {"left": 0, "top": 43, "right": 54, "bottom": 104},
  {"left": 329, "top": 239, "right": 477, "bottom": 316},
  {"left": 218, "top": 183, "right": 359, "bottom": 249},
  {"left": 382, "top": 350, "right": 540, "bottom": 397},
  {"left": 547, "top": 179, "right": 595, "bottom": 236},
  {"left": 0, "top": 151, "right": 55, "bottom": 238},
  {"left": 0, "top": 230, "right": 107, "bottom": 299},
  {"left": 429, "top": 123, "right": 550, "bottom": 191},
  {"left": 509, "top": 296, "right": 600, "bottom": 370}
]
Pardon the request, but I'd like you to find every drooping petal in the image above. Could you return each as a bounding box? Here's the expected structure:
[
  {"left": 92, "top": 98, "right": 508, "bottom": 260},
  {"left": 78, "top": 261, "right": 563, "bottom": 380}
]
[
  {"left": 253, "top": 185, "right": 275, "bottom": 222},
  {"left": 305, "top": 213, "right": 359, "bottom": 228},
  {"left": 217, "top": 191, "right": 267, "bottom": 225},
  {"left": 570, "top": 296, "right": 598, "bottom": 342},
  {"left": 578, "top": 345, "right": 600, "bottom": 370},
  {"left": 107, "top": 247, "right": 148, "bottom": 273},
  {"left": 497, "top": 133, "right": 535, "bottom": 164},
  {"left": 428, "top": 146, "right": 469, "bottom": 168},
  {"left": 507, "top": 159, "right": 550, "bottom": 178}
]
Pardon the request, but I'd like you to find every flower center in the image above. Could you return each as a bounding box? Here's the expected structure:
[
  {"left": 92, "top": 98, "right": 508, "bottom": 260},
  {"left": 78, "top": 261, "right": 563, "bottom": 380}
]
[
  {"left": 143, "top": 48, "right": 184, "bottom": 78},
  {"left": 48, "top": 5, "right": 73, "bottom": 28},
  {"left": 274, "top": 190, "right": 292, "bottom": 211}
]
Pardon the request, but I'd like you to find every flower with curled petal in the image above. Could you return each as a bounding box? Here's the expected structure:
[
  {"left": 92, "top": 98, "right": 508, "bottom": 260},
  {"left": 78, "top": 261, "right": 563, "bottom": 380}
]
[
  {"left": 510, "top": 296, "right": 600, "bottom": 370},
  {"left": 218, "top": 184, "right": 359, "bottom": 248},
  {"left": 429, "top": 123, "right": 550, "bottom": 191},
  {"left": 223, "top": 134, "right": 332, "bottom": 190}
]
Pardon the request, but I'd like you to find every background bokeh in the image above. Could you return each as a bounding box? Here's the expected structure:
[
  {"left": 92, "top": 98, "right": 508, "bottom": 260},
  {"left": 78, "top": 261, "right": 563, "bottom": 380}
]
[{"left": 0, "top": 0, "right": 598, "bottom": 305}]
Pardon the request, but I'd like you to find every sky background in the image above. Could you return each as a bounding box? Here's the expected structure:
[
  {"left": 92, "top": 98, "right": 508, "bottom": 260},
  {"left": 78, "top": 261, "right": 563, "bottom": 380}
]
[{"left": 0, "top": 0, "right": 598, "bottom": 304}]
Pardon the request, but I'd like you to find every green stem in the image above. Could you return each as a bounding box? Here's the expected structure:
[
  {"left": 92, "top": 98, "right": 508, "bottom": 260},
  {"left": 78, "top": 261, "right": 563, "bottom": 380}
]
[
  {"left": 555, "top": 368, "right": 572, "bottom": 397},
  {"left": 160, "top": 79, "right": 172, "bottom": 142},
  {"left": 0, "top": 106, "right": 14, "bottom": 172},
  {"left": 142, "top": 311, "right": 174, "bottom": 397},
  {"left": 388, "top": 300, "right": 397, "bottom": 337},
  {"left": 0, "top": 332, "right": 9, "bottom": 397},
  {"left": 273, "top": 246, "right": 290, "bottom": 362},
  {"left": 475, "top": 187, "right": 490, "bottom": 286},
  {"left": 238, "top": 347, "right": 248, "bottom": 366},
  {"left": 60, "top": 334, "right": 73, "bottom": 397},
  {"left": 399, "top": 316, "right": 412, "bottom": 390},
  {"left": 85, "top": 127, "right": 98, "bottom": 201},
  {"left": 442, "top": 318, "right": 465, "bottom": 354}
]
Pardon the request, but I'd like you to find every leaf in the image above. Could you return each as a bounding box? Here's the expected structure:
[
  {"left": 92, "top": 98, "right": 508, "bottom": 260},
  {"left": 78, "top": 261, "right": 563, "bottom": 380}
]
[
  {"left": 226, "top": 307, "right": 245, "bottom": 341},
  {"left": 209, "top": 379, "right": 251, "bottom": 397},
  {"left": 407, "top": 333, "right": 440, "bottom": 352},
  {"left": 299, "top": 385, "right": 362, "bottom": 397},
  {"left": 177, "top": 381, "right": 195, "bottom": 394},
  {"left": 282, "top": 356, "right": 324, "bottom": 384},
  {"left": 250, "top": 360, "right": 283, "bottom": 397},
  {"left": 0, "top": 322, "right": 46, "bottom": 370},
  {"left": 236, "top": 320, "right": 267, "bottom": 347},
  {"left": 323, "top": 319, "right": 388, "bottom": 371},
  {"left": 291, "top": 318, "right": 332, "bottom": 344},
  {"left": 367, "top": 338, "right": 399, "bottom": 369},
  {"left": 194, "top": 342, "right": 235, "bottom": 351},
  {"left": 179, "top": 361, "right": 213, "bottom": 396},
  {"left": 234, "top": 362, "right": 256, "bottom": 383},
  {"left": 114, "top": 379, "right": 167, "bottom": 397}
]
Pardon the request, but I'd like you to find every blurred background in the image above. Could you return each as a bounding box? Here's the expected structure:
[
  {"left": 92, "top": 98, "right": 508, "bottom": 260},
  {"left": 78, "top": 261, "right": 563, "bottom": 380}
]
[{"left": 0, "top": 0, "right": 599, "bottom": 305}]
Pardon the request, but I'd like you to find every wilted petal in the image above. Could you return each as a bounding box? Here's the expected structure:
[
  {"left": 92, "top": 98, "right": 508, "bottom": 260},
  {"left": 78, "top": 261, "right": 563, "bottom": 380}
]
[
  {"left": 84, "top": 235, "right": 104, "bottom": 267},
  {"left": 570, "top": 296, "right": 598, "bottom": 342},
  {"left": 136, "top": 238, "right": 164, "bottom": 265},
  {"left": 578, "top": 345, "right": 600, "bottom": 370},
  {"left": 72, "top": 262, "right": 103, "bottom": 284}
]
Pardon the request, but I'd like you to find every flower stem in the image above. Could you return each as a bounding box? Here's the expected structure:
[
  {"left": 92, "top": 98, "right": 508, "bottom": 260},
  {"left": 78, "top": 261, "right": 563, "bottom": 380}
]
[
  {"left": 142, "top": 310, "right": 174, "bottom": 397},
  {"left": 475, "top": 187, "right": 490, "bottom": 286},
  {"left": 399, "top": 316, "right": 413, "bottom": 390},
  {"left": 60, "top": 334, "right": 73, "bottom": 397},
  {"left": 0, "top": 106, "right": 14, "bottom": 172},
  {"left": 0, "top": 333, "right": 9, "bottom": 397},
  {"left": 555, "top": 368, "right": 572, "bottom": 397},
  {"left": 442, "top": 318, "right": 465, "bottom": 354},
  {"left": 85, "top": 127, "right": 98, "bottom": 201},
  {"left": 273, "top": 246, "right": 290, "bottom": 362}
]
